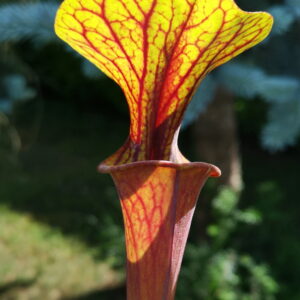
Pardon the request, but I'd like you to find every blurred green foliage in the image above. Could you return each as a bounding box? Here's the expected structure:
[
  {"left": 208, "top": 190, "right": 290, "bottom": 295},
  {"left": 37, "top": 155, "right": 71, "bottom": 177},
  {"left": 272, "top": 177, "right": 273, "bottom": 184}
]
[
  {"left": 178, "top": 188, "right": 278, "bottom": 300},
  {"left": 185, "top": 0, "right": 300, "bottom": 151}
]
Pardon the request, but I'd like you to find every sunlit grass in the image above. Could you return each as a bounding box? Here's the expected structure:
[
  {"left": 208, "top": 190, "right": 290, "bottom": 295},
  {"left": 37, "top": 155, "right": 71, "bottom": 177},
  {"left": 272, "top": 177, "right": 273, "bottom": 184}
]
[{"left": 0, "top": 204, "right": 123, "bottom": 300}]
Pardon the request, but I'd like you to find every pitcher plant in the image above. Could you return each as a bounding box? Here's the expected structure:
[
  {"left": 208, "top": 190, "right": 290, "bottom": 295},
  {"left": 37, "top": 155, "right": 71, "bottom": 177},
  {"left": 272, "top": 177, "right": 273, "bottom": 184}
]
[{"left": 54, "top": 1, "right": 273, "bottom": 299}]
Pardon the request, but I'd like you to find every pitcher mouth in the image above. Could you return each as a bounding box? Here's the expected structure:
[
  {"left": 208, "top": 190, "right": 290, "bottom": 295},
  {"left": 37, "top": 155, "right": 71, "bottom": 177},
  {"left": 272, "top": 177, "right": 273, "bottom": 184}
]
[{"left": 97, "top": 160, "right": 221, "bottom": 177}]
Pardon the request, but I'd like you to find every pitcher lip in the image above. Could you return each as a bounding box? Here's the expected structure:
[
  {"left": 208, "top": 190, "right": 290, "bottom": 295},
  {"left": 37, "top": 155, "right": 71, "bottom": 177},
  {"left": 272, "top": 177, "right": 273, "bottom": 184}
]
[{"left": 97, "top": 160, "right": 221, "bottom": 177}]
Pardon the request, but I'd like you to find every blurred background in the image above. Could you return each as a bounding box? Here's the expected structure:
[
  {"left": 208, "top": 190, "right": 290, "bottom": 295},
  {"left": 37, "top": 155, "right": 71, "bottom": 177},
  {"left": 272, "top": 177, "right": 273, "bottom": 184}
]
[{"left": 0, "top": 0, "right": 299, "bottom": 299}]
